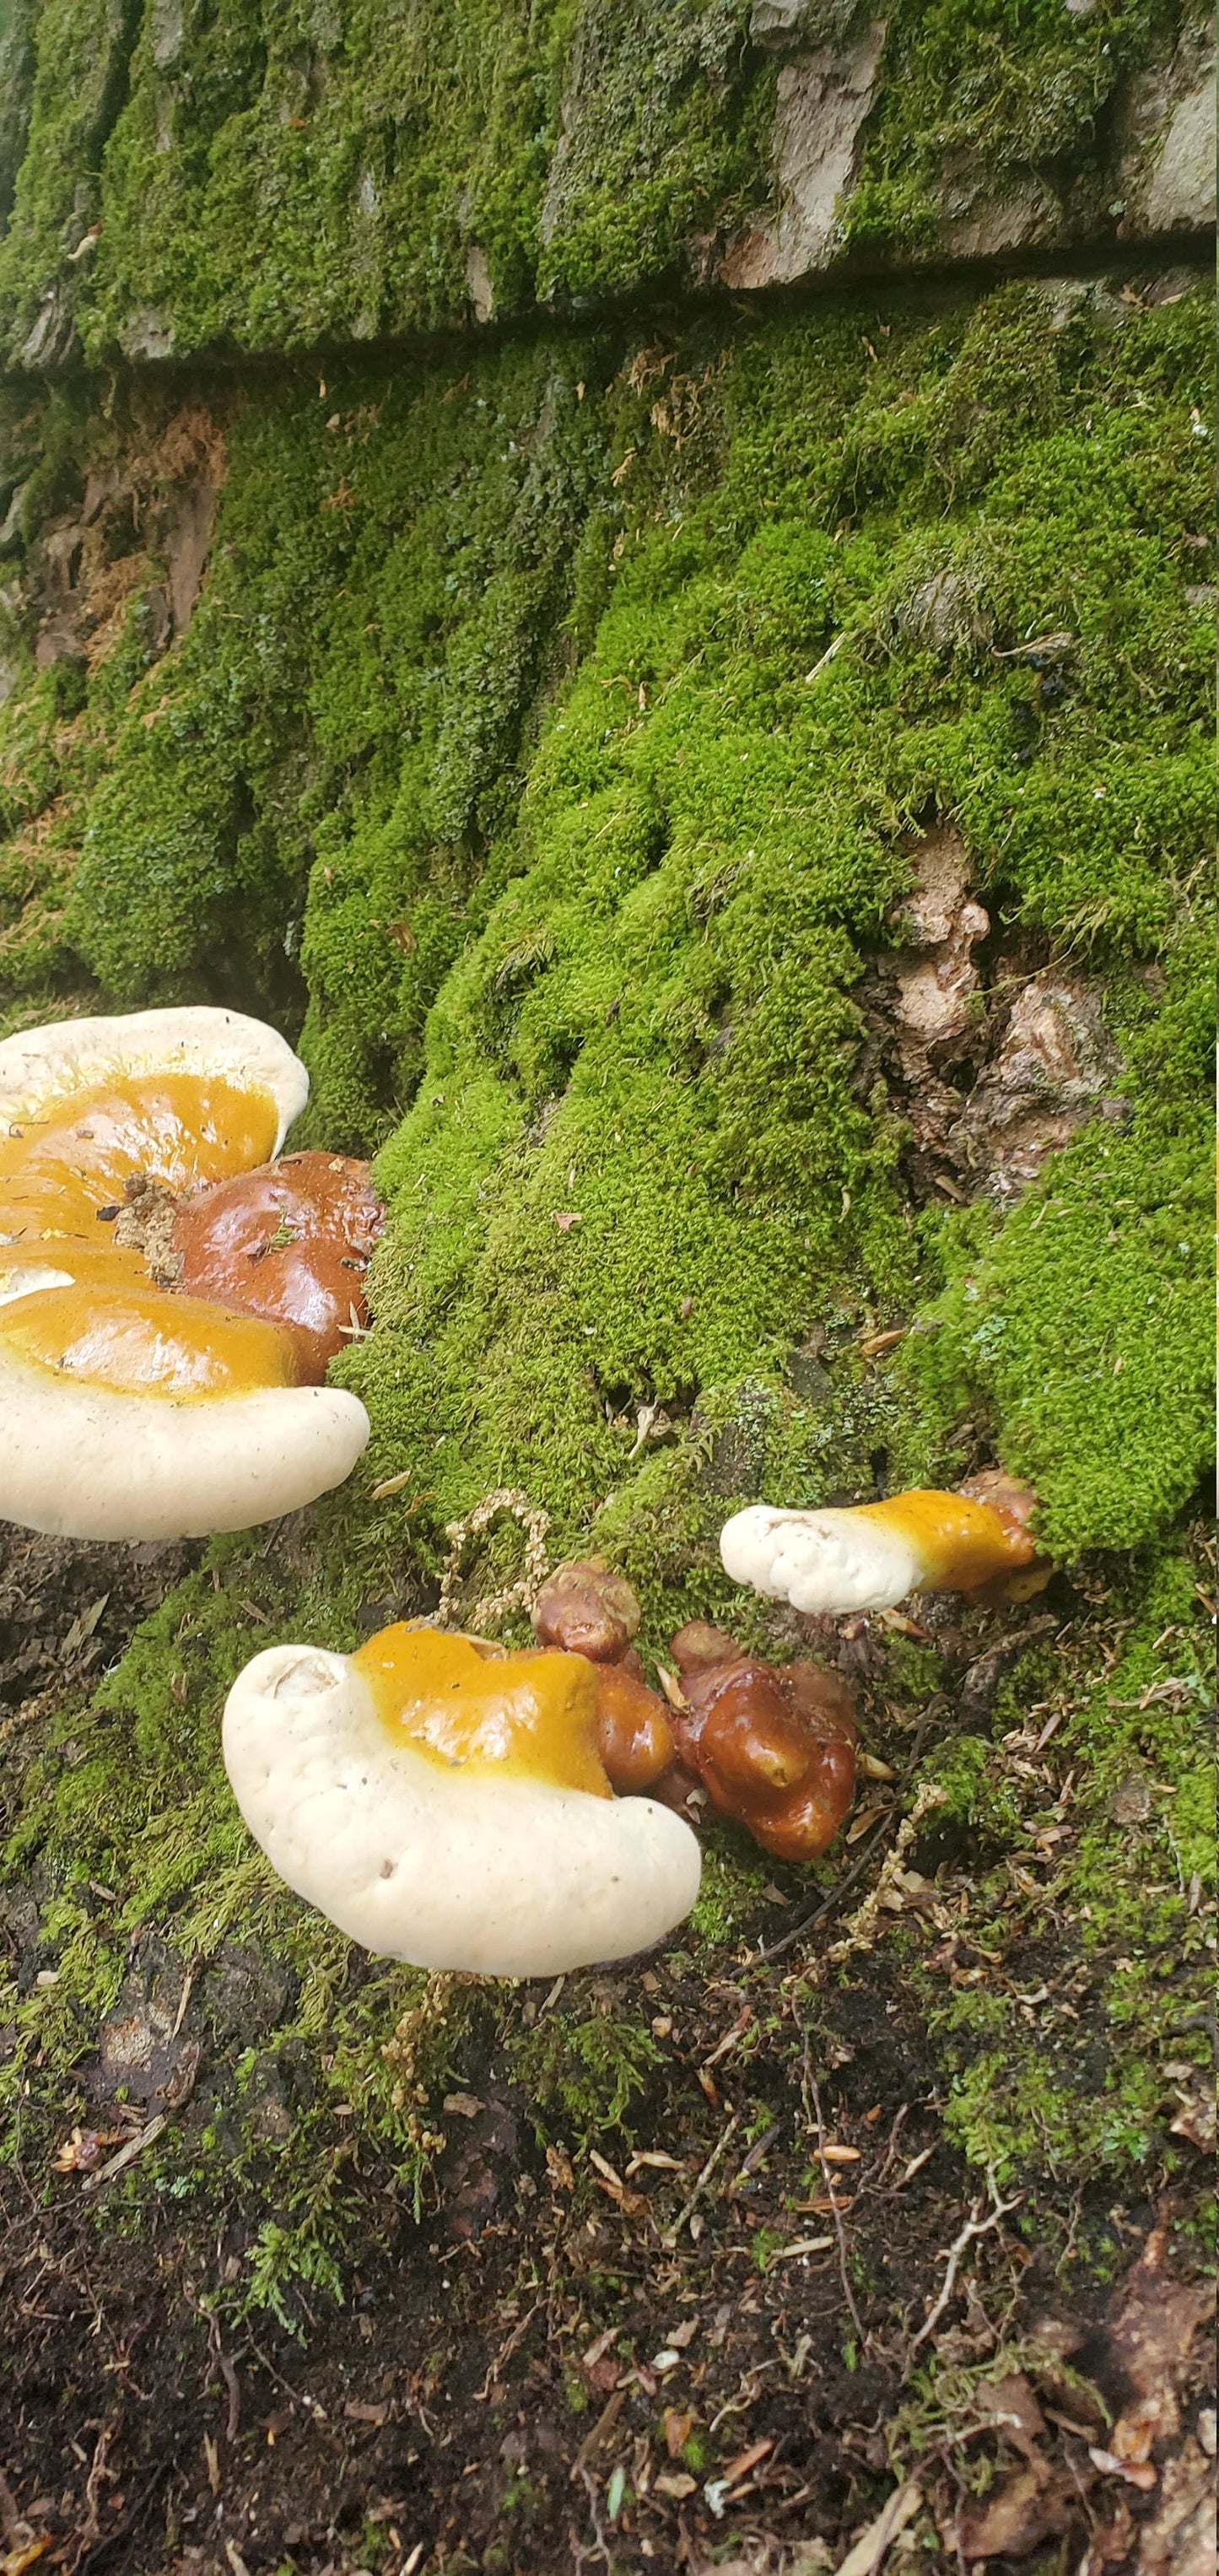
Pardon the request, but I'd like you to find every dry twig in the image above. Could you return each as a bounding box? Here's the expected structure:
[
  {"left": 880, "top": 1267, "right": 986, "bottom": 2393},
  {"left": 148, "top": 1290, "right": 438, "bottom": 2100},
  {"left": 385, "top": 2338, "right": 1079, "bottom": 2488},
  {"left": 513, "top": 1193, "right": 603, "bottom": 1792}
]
[
  {"left": 904, "top": 2172, "right": 1023, "bottom": 2372},
  {"left": 824, "top": 1781, "right": 948, "bottom": 1966},
  {"left": 661, "top": 2109, "right": 742, "bottom": 2249},
  {"left": 752, "top": 1813, "right": 891, "bottom": 1965}
]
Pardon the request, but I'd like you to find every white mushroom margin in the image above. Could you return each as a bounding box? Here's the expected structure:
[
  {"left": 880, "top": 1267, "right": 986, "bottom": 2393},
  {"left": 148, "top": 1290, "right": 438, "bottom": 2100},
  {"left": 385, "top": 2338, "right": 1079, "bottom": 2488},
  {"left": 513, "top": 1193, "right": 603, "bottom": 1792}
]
[
  {"left": 0, "top": 1344, "right": 369, "bottom": 1539},
  {"left": 720, "top": 1502, "right": 927, "bottom": 1616},
  {"left": 223, "top": 1644, "right": 704, "bottom": 1977}
]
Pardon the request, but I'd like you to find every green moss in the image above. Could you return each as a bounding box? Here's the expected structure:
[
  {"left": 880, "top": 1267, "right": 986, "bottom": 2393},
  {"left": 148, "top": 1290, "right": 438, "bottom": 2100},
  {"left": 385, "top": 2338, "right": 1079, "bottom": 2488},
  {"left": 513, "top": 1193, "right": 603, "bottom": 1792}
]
[
  {"left": 0, "top": 0, "right": 1198, "bottom": 363},
  {"left": 913, "top": 1541, "right": 1215, "bottom": 2184},
  {"left": 0, "top": 282, "right": 1210, "bottom": 1570},
  {"left": 0, "top": 0, "right": 35, "bottom": 239},
  {"left": 844, "top": 0, "right": 1183, "bottom": 258},
  {"left": 899, "top": 1115, "right": 1214, "bottom": 1556},
  {"left": 0, "top": 0, "right": 777, "bottom": 362},
  {"left": 533, "top": 0, "right": 769, "bottom": 303},
  {"left": 514, "top": 2006, "right": 660, "bottom": 2142},
  {"left": 337, "top": 280, "right": 1211, "bottom": 1586},
  {"left": 689, "top": 1835, "right": 777, "bottom": 1944},
  {"left": 0, "top": 0, "right": 138, "bottom": 363}
]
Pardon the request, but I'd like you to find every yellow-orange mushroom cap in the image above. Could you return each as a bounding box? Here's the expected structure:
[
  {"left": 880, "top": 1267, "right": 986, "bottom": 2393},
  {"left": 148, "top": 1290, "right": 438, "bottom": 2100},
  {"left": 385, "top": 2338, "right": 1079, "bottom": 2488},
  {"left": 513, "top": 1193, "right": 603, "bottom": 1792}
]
[
  {"left": 223, "top": 1623, "right": 702, "bottom": 1977},
  {"left": 720, "top": 1486, "right": 1041, "bottom": 1616},
  {"left": 0, "top": 1007, "right": 368, "bottom": 1538}
]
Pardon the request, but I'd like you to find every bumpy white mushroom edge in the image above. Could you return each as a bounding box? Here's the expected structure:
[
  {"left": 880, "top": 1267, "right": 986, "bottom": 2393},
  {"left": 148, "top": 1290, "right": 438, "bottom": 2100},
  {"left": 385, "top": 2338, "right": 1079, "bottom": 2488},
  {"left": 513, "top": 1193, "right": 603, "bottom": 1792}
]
[
  {"left": 0, "top": 1005, "right": 308, "bottom": 1155},
  {"left": 0, "top": 1345, "right": 369, "bottom": 1540},
  {"left": 721, "top": 1503, "right": 925, "bottom": 1616},
  {"left": 224, "top": 1644, "right": 703, "bottom": 1978}
]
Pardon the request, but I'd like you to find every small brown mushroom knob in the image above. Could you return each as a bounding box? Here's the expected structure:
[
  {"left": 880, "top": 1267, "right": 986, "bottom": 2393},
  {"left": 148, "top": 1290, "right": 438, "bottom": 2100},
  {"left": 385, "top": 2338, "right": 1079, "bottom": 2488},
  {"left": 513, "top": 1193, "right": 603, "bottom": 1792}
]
[
  {"left": 171, "top": 1151, "right": 383, "bottom": 1383},
  {"left": 668, "top": 1634, "right": 857, "bottom": 1863},
  {"left": 531, "top": 1558, "right": 643, "bottom": 1663},
  {"left": 591, "top": 1663, "right": 676, "bottom": 1793}
]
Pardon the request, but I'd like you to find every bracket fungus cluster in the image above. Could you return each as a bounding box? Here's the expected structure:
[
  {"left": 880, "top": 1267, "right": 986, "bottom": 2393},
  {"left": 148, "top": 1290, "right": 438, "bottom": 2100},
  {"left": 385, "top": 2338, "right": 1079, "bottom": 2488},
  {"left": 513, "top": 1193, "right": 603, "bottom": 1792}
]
[
  {"left": 0, "top": 1007, "right": 380, "bottom": 1539},
  {"left": 223, "top": 1557, "right": 865, "bottom": 1974},
  {"left": 720, "top": 1472, "right": 1045, "bottom": 1617}
]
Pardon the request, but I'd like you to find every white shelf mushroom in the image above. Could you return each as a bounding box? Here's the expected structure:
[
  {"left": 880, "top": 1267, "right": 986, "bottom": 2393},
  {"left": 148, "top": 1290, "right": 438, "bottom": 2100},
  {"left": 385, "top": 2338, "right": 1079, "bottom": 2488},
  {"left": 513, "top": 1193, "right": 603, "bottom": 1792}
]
[
  {"left": 0, "top": 1006, "right": 369, "bottom": 1538},
  {"left": 721, "top": 1479, "right": 1043, "bottom": 1616},
  {"left": 223, "top": 1624, "right": 702, "bottom": 1977}
]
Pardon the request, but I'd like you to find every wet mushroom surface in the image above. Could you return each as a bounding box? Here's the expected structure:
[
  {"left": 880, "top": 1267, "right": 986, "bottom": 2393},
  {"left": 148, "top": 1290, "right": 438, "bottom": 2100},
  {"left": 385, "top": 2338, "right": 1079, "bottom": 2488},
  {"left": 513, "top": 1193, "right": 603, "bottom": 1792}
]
[{"left": 0, "top": 1010, "right": 379, "bottom": 1537}]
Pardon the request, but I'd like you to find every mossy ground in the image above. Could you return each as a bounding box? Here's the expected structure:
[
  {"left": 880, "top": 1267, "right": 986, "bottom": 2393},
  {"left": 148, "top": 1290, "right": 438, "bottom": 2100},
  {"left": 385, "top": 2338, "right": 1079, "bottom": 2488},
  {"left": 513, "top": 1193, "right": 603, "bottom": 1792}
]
[{"left": 0, "top": 265, "right": 1214, "bottom": 2567}]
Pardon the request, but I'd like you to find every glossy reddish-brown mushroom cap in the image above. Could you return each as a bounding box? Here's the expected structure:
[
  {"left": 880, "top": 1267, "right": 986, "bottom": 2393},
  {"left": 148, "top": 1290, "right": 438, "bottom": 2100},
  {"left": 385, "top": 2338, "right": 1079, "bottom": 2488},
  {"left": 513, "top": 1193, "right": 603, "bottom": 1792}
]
[
  {"left": 667, "top": 1637, "right": 857, "bottom": 1862},
  {"left": 591, "top": 1663, "right": 676, "bottom": 1793},
  {"left": 171, "top": 1150, "right": 383, "bottom": 1383}
]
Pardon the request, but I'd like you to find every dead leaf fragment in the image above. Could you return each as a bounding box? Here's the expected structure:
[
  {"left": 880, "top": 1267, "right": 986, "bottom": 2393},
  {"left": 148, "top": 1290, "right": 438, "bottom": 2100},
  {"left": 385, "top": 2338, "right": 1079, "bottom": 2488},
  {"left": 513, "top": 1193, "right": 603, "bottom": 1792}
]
[
  {"left": 3, "top": 2541, "right": 54, "bottom": 2576},
  {"left": 61, "top": 1593, "right": 109, "bottom": 1657},
  {"left": 51, "top": 2123, "right": 125, "bottom": 2174},
  {"left": 587, "top": 2147, "right": 648, "bottom": 2215},
  {"left": 768, "top": 2234, "right": 833, "bottom": 2264},
  {"left": 654, "top": 2472, "right": 697, "bottom": 2499},
  {"left": 722, "top": 2437, "right": 774, "bottom": 2486},
  {"left": 957, "top": 2465, "right": 1083, "bottom": 2561},
  {"left": 1134, "top": 2434, "right": 1216, "bottom": 2575},
  {"left": 836, "top": 2480, "right": 923, "bottom": 2576},
  {"left": 1088, "top": 2444, "right": 1158, "bottom": 2492},
  {"left": 570, "top": 2389, "right": 624, "bottom": 2474},
  {"left": 1168, "top": 2076, "right": 1216, "bottom": 2153},
  {"left": 655, "top": 1664, "right": 690, "bottom": 1714},
  {"left": 1106, "top": 2226, "right": 1214, "bottom": 2462},
  {"left": 546, "top": 2143, "right": 574, "bottom": 2190},
  {"left": 974, "top": 2373, "right": 1048, "bottom": 2460}
]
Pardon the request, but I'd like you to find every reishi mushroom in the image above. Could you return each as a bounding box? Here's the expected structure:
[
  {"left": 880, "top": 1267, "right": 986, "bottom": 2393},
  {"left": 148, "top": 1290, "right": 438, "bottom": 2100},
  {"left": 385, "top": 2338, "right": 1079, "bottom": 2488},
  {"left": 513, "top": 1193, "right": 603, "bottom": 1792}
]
[
  {"left": 223, "top": 1621, "right": 701, "bottom": 1976},
  {"left": 0, "top": 1007, "right": 377, "bottom": 1540},
  {"left": 528, "top": 1558, "right": 677, "bottom": 1790},
  {"left": 171, "top": 1148, "right": 384, "bottom": 1381},
  {"left": 527, "top": 1562, "right": 858, "bottom": 1864},
  {"left": 666, "top": 1624, "right": 858, "bottom": 1862},
  {"left": 720, "top": 1475, "right": 1045, "bottom": 1617}
]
